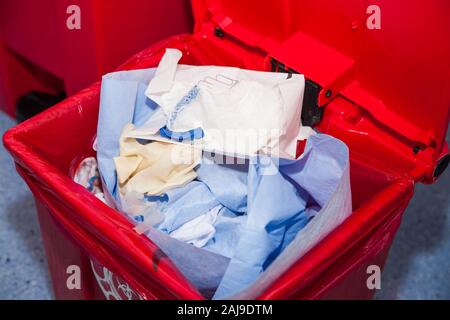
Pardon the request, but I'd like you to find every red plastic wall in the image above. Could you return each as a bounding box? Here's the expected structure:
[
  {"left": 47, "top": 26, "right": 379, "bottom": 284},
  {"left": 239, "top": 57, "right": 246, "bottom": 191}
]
[
  {"left": 0, "top": 0, "right": 193, "bottom": 116},
  {"left": 193, "top": 0, "right": 450, "bottom": 182}
]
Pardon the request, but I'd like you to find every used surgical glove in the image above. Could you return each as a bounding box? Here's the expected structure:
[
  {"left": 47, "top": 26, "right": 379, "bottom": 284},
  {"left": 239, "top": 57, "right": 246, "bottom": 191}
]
[{"left": 114, "top": 123, "right": 201, "bottom": 196}]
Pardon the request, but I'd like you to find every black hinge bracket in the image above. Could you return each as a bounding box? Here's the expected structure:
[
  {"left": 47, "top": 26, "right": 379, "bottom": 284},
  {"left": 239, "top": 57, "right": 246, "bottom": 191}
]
[{"left": 271, "top": 58, "right": 323, "bottom": 127}]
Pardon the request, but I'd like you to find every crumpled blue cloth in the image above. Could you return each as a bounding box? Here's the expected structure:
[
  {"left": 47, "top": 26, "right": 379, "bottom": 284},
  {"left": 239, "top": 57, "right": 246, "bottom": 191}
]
[
  {"left": 156, "top": 181, "right": 220, "bottom": 233},
  {"left": 197, "top": 154, "right": 248, "bottom": 213},
  {"left": 203, "top": 207, "right": 246, "bottom": 259},
  {"left": 97, "top": 68, "right": 159, "bottom": 202},
  {"left": 211, "top": 156, "right": 311, "bottom": 298},
  {"left": 97, "top": 67, "right": 350, "bottom": 299},
  {"left": 155, "top": 159, "right": 248, "bottom": 257},
  {"left": 212, "top": 133, "right": 349, "bottom": 298}
]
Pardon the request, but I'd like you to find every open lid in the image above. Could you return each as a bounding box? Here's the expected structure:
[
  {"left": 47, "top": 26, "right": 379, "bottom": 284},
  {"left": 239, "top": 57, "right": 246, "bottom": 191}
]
[{"left": 191, "top": 0, "right": 450, "bottom": 182}]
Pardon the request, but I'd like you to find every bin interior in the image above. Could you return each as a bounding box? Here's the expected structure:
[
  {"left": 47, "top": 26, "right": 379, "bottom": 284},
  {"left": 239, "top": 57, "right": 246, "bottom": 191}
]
[
  {"left": 12, "top": 36, "right": 408, "bottom": 221},
  {"left": 13, "top": 37, "right": 404, "bottom": 211},
  {"left": 5, "top": 35, "right": 414, "bottom": 299}
]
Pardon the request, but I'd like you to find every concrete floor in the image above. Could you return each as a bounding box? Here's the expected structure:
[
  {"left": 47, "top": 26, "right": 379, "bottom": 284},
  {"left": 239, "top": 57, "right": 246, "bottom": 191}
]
[
  {"left": 0, "top": 112, "right": 448, "bottom": 300},
  {"left": 0, "top": 114, "right": 52, "bottom": 299}
]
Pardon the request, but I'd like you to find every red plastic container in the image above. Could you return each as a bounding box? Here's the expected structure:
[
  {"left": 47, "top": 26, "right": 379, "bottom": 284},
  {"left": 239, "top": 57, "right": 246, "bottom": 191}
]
[
  {"left": 3, "top": 0, "right": 449, "bottom": 299},
  {"left": 0, "top": 0, "right": 193, "bottom": 117}
]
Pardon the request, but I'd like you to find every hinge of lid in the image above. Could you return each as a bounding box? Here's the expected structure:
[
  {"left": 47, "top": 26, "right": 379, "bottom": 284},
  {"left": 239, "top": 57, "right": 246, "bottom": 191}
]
[{"left": 271, "top": 58, "right": 323, "bottom": 127}]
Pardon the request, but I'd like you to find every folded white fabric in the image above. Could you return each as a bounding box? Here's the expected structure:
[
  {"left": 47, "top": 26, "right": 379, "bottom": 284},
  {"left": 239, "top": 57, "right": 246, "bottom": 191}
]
[
  {"left": 169, "top": 205, "right": 221, "bottom": 248},
  {"left": 133, "top": 48, "right": 305, "bottom": 159}
]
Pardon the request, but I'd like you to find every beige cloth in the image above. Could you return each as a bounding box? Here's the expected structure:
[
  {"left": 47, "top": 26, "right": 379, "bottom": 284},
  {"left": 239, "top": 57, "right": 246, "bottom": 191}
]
[{"left": 114, "top": 124, "right": 201, "bottom": 196}]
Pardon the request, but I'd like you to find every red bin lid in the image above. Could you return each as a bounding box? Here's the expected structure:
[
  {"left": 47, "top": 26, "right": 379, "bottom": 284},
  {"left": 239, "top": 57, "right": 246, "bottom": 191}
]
[{"left": 191, "top": 0, "right": 450, "bottom": 181}]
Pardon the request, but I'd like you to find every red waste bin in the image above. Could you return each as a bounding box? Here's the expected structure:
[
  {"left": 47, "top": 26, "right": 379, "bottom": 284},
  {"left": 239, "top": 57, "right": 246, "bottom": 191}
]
[
  {"left": 3, "top": 0, "right": 450, "bottom": 300},
  {"left": 0, "top": 0, "right": 193, "bottom": 117}
]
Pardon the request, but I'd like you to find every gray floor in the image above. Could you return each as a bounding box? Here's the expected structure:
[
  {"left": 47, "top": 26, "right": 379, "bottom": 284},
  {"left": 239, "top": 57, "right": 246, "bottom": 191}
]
[
  {"left": 0, "top": 111, "right": 448, "bottom": 300},
  {"left": 0, "top": 113, "right": 52, "bottom": 299}
]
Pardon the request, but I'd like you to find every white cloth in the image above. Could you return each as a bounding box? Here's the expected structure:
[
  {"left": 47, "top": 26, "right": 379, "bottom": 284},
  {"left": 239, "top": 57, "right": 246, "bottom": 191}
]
[
  {"left": 134, "top": 48, "right": 305, "bottom": 159},
  {"left": 169, "top": 205, "right": 221, "bottom": 248}
]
